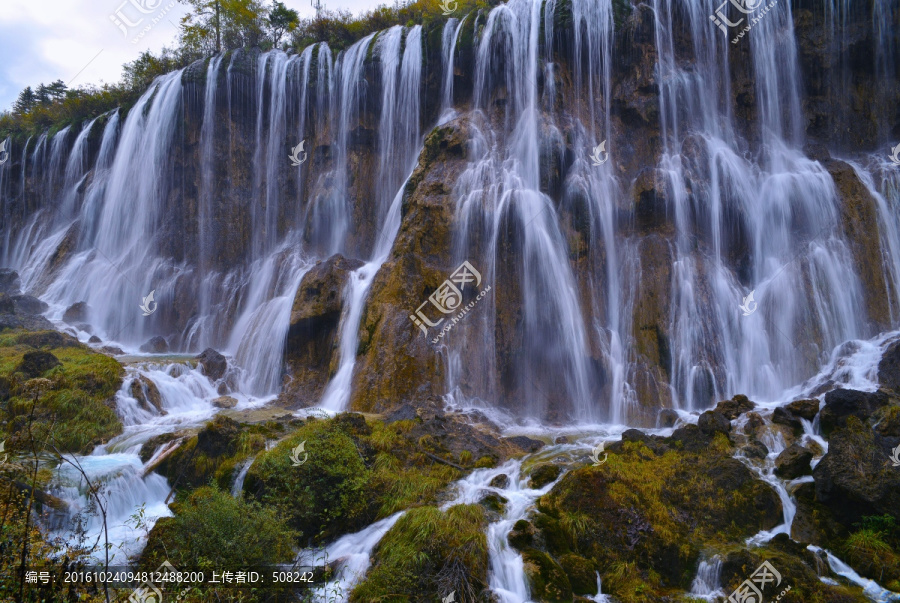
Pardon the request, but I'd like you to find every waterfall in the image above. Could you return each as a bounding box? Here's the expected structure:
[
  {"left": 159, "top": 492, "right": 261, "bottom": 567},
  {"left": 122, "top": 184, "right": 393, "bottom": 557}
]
[
  {"left": 319, "top": 25, "right": 423, "bottom": 411},
  {"left": 439, "top": 17, "right": 467, "bottom": 123},
  {"left": 690, "top": 555, "right": 724, "bottom": 599}
]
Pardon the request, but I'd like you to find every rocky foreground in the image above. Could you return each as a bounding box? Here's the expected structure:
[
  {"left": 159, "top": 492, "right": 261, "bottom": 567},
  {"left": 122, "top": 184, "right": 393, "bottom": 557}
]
[{"left": 2, "top": 268, "right": 900, "bottom": 602}]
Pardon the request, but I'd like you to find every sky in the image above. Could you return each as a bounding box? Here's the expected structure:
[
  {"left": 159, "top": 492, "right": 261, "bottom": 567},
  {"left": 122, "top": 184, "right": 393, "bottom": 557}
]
[{"left": 0, "top": 0, "right": 374, "bottom": 111}]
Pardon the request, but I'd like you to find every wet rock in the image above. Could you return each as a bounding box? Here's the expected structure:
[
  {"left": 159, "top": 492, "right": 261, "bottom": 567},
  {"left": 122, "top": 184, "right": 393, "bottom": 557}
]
[
  {"left": 555, "top": 435, "right": 569, "bottom": 444},
  {"left": 558, "top": 554, "right": 598, "bottom": 597},
  {"left": 620, "top": 428, "right": 669, "bottom": 455},
  {"left": 530, "top": 464, "right": 562, "bottom": 489},
  {"left": 774, "top": 444, "right": 813, "bottom": 479},
  {"left": 828, "top": 160, "right": 892, "bottom": 330},
  {"left": 506, "top": 435, "right": 545, "bottom": 453},
  {"left": 819, "top": 388, "right": 891, "bottom": 435},
  {"left": 522, "top": 548, "right": 572, "bottom": 602},
  {"left": 786, "top": 398, "right": 820, "bottom": 420},
  {"left": 211, "top": 396, "right": 238, "bottom": 409},
  {"left": 384, "top": 403, "right": 418, "bottom": 424},
  {"left": 15, "top": 351, "right": 61, "bottom": 378},
  {"left": 698, "top": 410, "right": 731, "bottom": 436},
  {"left": 714, "top": 394, "right": 756, "bottom": 420},
  {"left": 631, "top": 168, "right": 671, "bottom": 233},
  {"left": 657, "top": 408, "right": 679, "bottom": 427},
  {"left": 877, "top": 339, "right": 900, "bottom": 394},
  {"left": 772, "top": 406, "right": 803, "bottom": 432},
  {"left": 131, "top": 375, "right": 165, "bottom": 414},
  {"left": 631, "top": 235, "right": 675, "bottom": 422},
  {"left": 812, "top": 417, "right": 900, "bottom": 524},
  {"left": 478, "top": 491, "right": 508, "bottom": 516},
  {"left": 62, "top": 301, "right": 90, "bottom": 324},
  {"left": 744, "top": 412, "right": 765, "bottom": 437},
  {"left": 0, "top": 302, "right": 54, "bottom": 331},
  {"left": 871, "top": 404, "right": 900, "bottom": 438},
  {"left": 139, "top": 336, "right": 169, "bottom": 354},
  {"left": 88, "top": 335, "right": 102, "bottom": 343},
  {"left": 670, "top": 423, "right": 711, "bottom": 452},
  {"left": 282, "top": 254, "right": 365, "bottom": 408},
  {"left": 11, "top": 295, "right": 47, "bottom": 315},
  {"left": 508, "top": 519, "right": 536, "bottom": 550},
  {"left": 101, "top": 345, "right": 125, "bottom": 356},
  {"left": 791, "top": 482, "right": 848, "bottom": 546},
  {"left": 195, "top": 348, "right": 227, "bottom": 381},
  {"left": 0, "top": 269, "right": 21, "bottom": 295},
  {"left": 489, "top": 474, "right": 510, "bottom": 489},
  {"left": 742, "top": 439, "right": 769, "bottom": 459},
  {"left": 216, "top": 382, "right": 230, "bottom": 395}
]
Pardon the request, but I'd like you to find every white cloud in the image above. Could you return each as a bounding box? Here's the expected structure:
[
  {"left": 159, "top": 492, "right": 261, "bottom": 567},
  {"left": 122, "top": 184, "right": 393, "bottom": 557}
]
[{"left": 0, "top": 0, "right": 379, "bottom": 111}]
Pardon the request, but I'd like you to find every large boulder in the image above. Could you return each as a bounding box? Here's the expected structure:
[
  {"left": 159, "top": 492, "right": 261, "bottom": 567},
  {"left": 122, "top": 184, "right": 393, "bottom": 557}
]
[
  {"left": 15, "top": 351, "right": 62, "bottom": 379},
  {"left": 819, "top": 388, "right": 892, "bottom": 435},
  {"left": 877, "top": 339, "right": 900, "bottom": 394},
  {"left": 698, "top": 410, "right": 731, "bottom": 436},
  {"left": 281, "top": 254, "right": 364, "bottom": 408},
  {"left": 812, "top": 417, "right": 900, "bottom": 525},
  {"left": 62, "top": 301, "right": 90, "bottom": 324},
  {"left": 130, "top": 375, "right": 165, "bottom": 414},
  {"left": 774, "top": 444, "right": 813, "bottom": 479},
  {"left": 786, "top": 398, "right": 820, "bottom": 420},
  {"left": 11, "top": 295, "right": 47, "bottom": 315},
  {"left": 196, "top": 348, "right": 227, "bottom": 381},
  {"left": 139, "top": 336, "right": 169, "bottom": 354},
  {"left": 714, "top": 394, "right": 756, "bottom": 420},
  {"left": 0, "top": 269, "right": 21, "bottom": 295}
]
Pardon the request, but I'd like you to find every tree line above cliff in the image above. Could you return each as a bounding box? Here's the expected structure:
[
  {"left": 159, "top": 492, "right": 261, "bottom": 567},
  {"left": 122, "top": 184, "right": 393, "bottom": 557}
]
[{"left": 0, "top": 0, "right": 490, "bottom": 140}]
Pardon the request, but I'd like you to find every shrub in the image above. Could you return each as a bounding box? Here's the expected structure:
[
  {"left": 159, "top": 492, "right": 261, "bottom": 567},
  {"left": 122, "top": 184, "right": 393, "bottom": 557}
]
[{"left": 140, "top": 486, "right": 297, "bottom": 570}]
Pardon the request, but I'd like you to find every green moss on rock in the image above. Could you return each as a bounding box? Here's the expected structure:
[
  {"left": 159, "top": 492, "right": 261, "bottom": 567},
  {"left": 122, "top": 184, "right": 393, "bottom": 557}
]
[
  {"left": 350, "top": 504, "right": 489, "bottom": 602},
  {"left": 0, "top": 330, "right": 123, "bottom": 453}
]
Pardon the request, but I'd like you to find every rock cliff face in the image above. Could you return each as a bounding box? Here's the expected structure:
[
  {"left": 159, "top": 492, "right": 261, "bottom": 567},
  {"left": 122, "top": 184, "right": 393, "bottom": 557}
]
[{"left": 1, "top": 0, "right": 898, "bottom": 422}]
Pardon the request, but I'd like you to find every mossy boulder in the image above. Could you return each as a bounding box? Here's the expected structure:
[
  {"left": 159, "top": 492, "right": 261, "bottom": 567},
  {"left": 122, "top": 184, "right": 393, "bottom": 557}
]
[
  {"left": 812, "top": 416, "right": 900, "bottom": 526},
  {"left": 530, "top": 433, "right": 782, "bottom": 600},
  {"left": 0, "top": 329, "right": 123, "bottom": 453},
  {"left": 522, "top": 548, "right": 573, "bottom": 602},
  {"left": 244, "top": 418, "right": 371, "bottom": 541},
  {"left": 350, "top": 504, "right": 489, "bottom": 603},
  {"left": 530, "top": 463, "right": 563, "bottom": 488},
  {"left": 154, "top": 416, "right": 269, "bottom": 491},
  {"left": 140, "top": 486, "right": 296, "bottom": 572},
  {"left": 14, "top": 351, "right": 60, "bottom": 378}
]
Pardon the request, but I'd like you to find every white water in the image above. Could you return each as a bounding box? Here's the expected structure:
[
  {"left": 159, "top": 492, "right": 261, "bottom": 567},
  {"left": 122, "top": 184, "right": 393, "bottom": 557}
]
[{"left": 690, "top": 556, "right": 724, "bottom": 600}]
